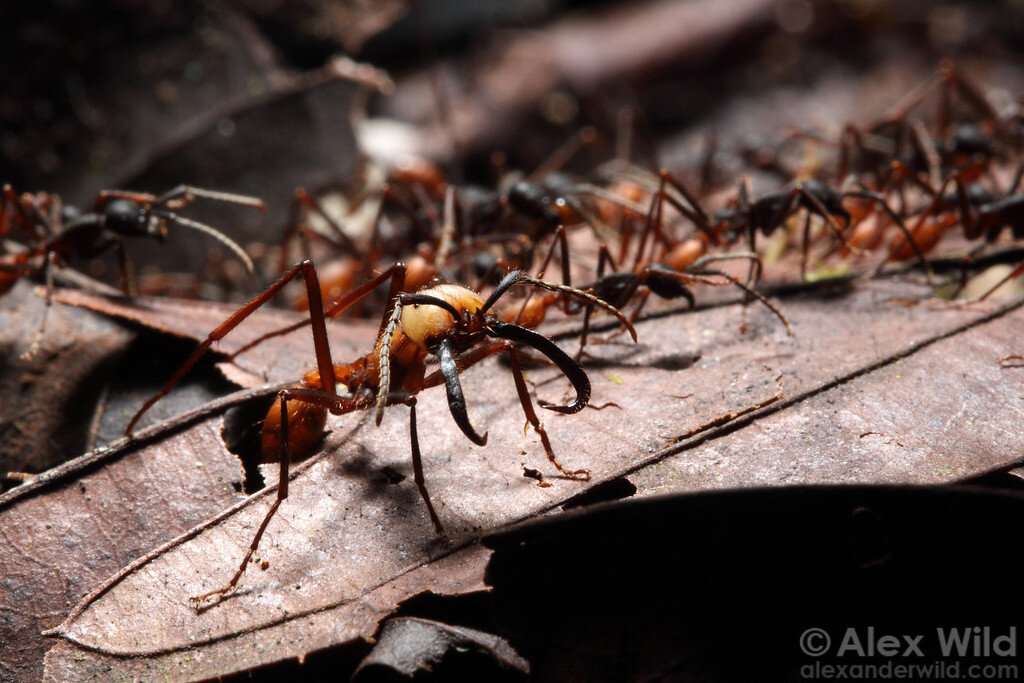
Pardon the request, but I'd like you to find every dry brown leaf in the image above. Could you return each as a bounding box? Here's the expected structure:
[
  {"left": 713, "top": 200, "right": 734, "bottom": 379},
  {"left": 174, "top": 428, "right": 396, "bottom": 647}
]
[
  {"left": 23, "top": 278, "right": 1024, "bottom": 679},
  {"left": 0, "top": 408, "right": 243, "bottom": 681},
  {"left": 0, "top": 282, "right": 135, "bottom": 479}
]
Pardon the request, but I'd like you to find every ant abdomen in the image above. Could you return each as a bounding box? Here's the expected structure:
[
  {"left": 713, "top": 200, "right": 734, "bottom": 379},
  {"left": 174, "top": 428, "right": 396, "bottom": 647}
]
[
  {"left": 261, "top": 396, "right": 328, "bottom": 463},
  {"left": 664, "top": 238, "right": 706, "bottom": 273}
]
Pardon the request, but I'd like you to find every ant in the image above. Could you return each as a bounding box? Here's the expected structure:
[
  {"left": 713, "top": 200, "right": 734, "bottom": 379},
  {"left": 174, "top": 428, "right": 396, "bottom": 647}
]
[
  {"left": 720, "top": 176, "right": 934, "bottom": 281},
  {"left": 280, "top": 180, "right": 461, "bottom": 319},
  {"left": 875, "top": 161, "right": 1024, "bottom": 292},
  {"left": 573, "top": 186, "right": 793, "bottom": 353},
  {"left": 797, "top": 62, "right": 1013, "bottom": 188},
  {"left": 1, "top": 184, "right": 263, "bottom": 355},
  {"left": 601, "top": 167, "right": 929, "bottom": 284},
  {"left": 124, "top": 260, "right": 636, "bottom": 605},
  {"left": 948, "top": 165, "right": 1024, "bottom": 299}
]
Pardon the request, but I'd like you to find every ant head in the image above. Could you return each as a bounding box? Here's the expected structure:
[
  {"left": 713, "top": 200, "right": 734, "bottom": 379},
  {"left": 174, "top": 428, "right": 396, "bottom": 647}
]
[
  {"left": 711, "top": 211, "right": 742, "bottom": 242},
  {"left": 398, "top": 285, "right": 487, "bottom": 352},
  {"left": 102, "top": 199, "right": 165, "bottom": 240},
  {"left": 507, "top": 180, "right": 553, "bottom": 221},
  {"left": 945, "top": 124, "right": 994, "bottom": 160}
]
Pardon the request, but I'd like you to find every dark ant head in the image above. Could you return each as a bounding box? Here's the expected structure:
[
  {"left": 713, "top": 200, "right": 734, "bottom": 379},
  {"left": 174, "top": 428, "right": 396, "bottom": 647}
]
[
  {"left": 644, "top": 263, "right": 697, "bottom": 303},
  {"left": 945, "top": 124, "right": 994, "bottom": 161},
  {"left": 712, "top": 209, "right": 744, "bottom": 242},
  {"left": 945, "top": 181, "right": 994, "bottom": 207},
  {"left": 802, "top": 180, "right": 851, "bottom": 224},
  {"left": 507, "top": 180, "right": 555, "bottom": 222},
  {"left": 459, "top": 185, "right": 503, "bottom": 235},
  {"left": 102, "top": 199, "right": 165, "bottom": 240}
]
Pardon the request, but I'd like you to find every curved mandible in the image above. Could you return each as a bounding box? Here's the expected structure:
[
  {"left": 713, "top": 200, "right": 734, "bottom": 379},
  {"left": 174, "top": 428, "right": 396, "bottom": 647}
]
[
  {"left": 437, "top": 339, "right": 488, "bottom": 445},
  {"left": 486, "top": 320, "right": 591, "bottom": 414}
]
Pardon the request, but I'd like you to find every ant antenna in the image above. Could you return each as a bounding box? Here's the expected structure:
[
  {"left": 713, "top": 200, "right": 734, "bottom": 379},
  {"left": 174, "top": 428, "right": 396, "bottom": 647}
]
[
  {"left": 376, "top": 301, "right": 404, "bottom": 425},
  {"left": 152, "top": 211, "right": 255, "bottom": 274},
  {"left": 482, "top": 271, "right": 639, "bottom": 341}
]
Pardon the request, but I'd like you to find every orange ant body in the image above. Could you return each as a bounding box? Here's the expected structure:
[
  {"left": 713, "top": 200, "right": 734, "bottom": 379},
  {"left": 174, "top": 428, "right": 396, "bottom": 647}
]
[{"left": 125, "top": 260, "right": 635, "bottom": 605}]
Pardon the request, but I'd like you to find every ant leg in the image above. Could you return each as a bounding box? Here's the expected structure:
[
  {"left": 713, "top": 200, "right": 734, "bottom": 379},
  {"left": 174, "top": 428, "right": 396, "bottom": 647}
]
[
  {"left": 698, "top": 128, "right": 718, "bottom": 194},
  {"left": 736, "top": 174, "right": 765, "bottom": 282},
  {"left": 372, "top": 387, "right": 446, "bottom": 533},
  {"left": 1008, "top": 164, "right": 1024, "bottom": 196},
  {"left": 977, "top": 261, "right": 1024, "bottom": 301},
  {"left": 799, "top": 211, "right": 814, "bottom": 280},
  {"left": 577, "top": 243, "right": 621, "bottom": 359},
  {"left": 3, "top": 186, "right": 48, "bottom": 241},
  {"left": 227, "top": 263, "right": 406, "bottom": 361},
  {"left": 528, "top": 126, "right": 599, "bottom": 182},
  {"left": 433, "top": 185, "right": 457, "bottom": 271},
  {"left": 191, "top": 386, "right": 373, "bottom": 606},
  {"left": 954, "top": 174, "right": 980, "bottom": 240},
  {"left": 507, "top": 348, "right": 589, "bottom": 480},
  {"left": 846, "top": 190, "right": 935, "bottom": 285},
  {"left": 511, "top": 225, "right": 568, "bottom": 325},
  {"left": 292, "top": 187, "right": 361, "bottom": 258},
  {"left": 191, "top": 389, "right": 295, "bottom": 607},
  {"left": 889, "top": 160, "right": 939, "bottom": 197},
  {"left": 631, "top": 183, "right": 664, "bottom": 273},
  {"left": 942, "top": 60, "right": 1000, "bottom": 125},
  {"left": 794, "top": 187, "right": 857, "bottom": 255},
  {"left": 659, "top": 170, "right": 712, "bottom": 226},
  {"left": 406, "top": 397, "right": 444, "bottom": 534},
  {"left": 679, "top": 268, "right": 793, "bottom": 335},
  {"left": 657, "top": 170, "right": 718, "bottom": 244},
  {"left": 688, "top": 252, "right": 765, "bottom": 332},
  {"left": 838, "top": 124, "right": 856, "bottom": 182},
  {"left": 21, "top": 251, "right": 59, "bottom": 359},
  {"left": 278, "top": 188, "right": 315, "bottom": 275},
  {"left": 383, "top": 183, "right": 435, "bottom": 243},
  {"left": 909, "top": 121, "right": 942, "bottom": 189},
  {"left": 878, "top": 69, "right": 942, "bottom": 127},
  {"left": 114, "top": 240, "right": 138, "bottom": 297},
  {"left": 127, "top": 259, "right": 338, "bottom": 434},
  {"left": 625, "top": 290, "right": 652, "bottom": 329}
]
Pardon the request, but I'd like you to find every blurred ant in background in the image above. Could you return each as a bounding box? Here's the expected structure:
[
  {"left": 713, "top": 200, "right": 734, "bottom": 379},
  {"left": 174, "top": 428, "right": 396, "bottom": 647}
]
[{"left": 0, "top": 184, "right": 263, "bottom": 356}]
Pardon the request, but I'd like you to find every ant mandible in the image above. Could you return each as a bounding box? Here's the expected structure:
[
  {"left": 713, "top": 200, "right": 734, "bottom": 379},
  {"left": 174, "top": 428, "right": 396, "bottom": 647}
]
[
  {"left": 124, "top": 259, "right": 636, "bottom": 605},
  {"left": 1, "top": 184, "right": 263, "bottom": 356}
]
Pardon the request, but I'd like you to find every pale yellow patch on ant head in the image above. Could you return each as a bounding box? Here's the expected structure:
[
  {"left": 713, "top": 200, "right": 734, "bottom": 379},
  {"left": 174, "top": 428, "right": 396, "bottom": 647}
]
[{"left": 400, "top": 284, "right": 485, "bottom": 349}]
